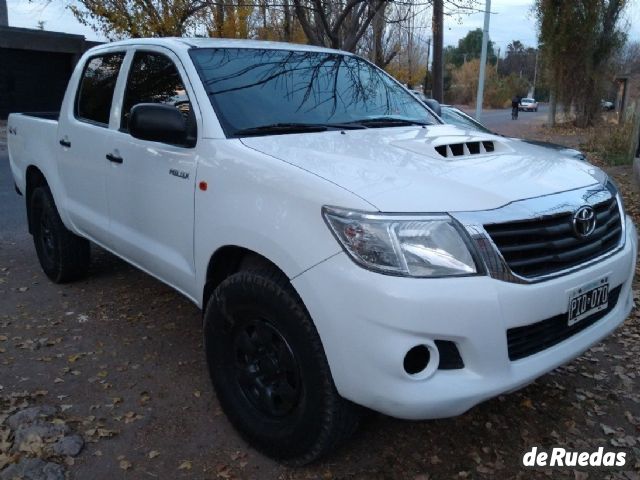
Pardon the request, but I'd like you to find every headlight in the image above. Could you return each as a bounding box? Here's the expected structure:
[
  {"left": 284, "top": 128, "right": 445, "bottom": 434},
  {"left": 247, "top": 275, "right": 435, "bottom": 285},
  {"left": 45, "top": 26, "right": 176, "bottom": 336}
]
[{"left": 322, "top": 206, "right": 481, "bottom": 277}]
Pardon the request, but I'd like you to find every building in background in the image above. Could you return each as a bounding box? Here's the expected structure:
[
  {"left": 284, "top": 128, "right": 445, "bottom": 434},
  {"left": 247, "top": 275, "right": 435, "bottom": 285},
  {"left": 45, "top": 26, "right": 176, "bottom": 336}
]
[
  {"left": 0, "top": 0, "right": 8, "bottom": 27},
  {"left": 0, "top": 24, "right": 101, "bottom": 119}
]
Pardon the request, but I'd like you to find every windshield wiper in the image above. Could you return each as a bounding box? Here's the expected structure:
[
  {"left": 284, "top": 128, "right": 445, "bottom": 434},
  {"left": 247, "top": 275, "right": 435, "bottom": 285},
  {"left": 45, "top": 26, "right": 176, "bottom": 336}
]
[
  {"left": 234, "top": 123, "right": 328, "bottom": 137},
  {"left": 234, "top": 122, "right": 365, "bottom": 137},
  {"left": 344, "top": 117, "right": 431, "bottom": 128}
]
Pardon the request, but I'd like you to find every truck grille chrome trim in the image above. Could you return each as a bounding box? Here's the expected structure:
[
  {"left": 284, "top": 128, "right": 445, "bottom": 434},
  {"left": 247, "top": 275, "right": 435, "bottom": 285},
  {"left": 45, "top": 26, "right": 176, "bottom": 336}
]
[
  {"left": 452, "top": 182, "right": 626, "bottom": 284},
  {"left": 484, "top": 197, "right": 621, "bottom": 278}
]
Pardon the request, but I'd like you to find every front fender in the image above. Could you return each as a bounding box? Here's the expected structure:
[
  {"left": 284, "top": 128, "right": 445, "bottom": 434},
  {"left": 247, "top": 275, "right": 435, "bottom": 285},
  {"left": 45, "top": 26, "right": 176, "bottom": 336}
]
[{"left": 193, "top": 139, "right": 373, "bottom": 307}]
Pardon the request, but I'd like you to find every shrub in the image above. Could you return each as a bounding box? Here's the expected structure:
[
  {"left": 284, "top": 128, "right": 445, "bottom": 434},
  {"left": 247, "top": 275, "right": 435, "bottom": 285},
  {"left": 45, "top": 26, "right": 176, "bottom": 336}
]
[
  {"left": 447, "top": 60, "right": 529, "bottom": 108},
  {"left": 584, "top": 121, "right": 635, "bottom": 166}
]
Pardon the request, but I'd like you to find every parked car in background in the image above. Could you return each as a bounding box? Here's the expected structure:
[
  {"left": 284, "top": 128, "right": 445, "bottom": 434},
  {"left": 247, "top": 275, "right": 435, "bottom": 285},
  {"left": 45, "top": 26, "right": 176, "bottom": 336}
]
[
  {"left": 519, "top": 97, "right": 538, "bottom": 112},
  {"left": 601, "top": 100, "right": 615, "bottom": 111},
  {"left": 438, "top": 104, "right": 587, "bottom": 161}
]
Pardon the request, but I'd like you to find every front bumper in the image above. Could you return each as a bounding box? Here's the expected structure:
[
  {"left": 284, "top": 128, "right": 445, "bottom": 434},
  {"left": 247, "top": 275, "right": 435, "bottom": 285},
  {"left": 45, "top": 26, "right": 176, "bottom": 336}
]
[{"left": 292, "top": 216, "right": 637, "bottom": 420}]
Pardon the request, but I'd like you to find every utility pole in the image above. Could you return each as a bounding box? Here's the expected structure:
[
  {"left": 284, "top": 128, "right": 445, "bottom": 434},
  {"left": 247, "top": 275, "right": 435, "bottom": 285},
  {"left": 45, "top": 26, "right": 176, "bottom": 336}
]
[
  {"left": 423, "top": 37, "right": 431, "bottom": 96},
  {"left": 432, "top": 0, "right": 444, "bottom": 102},
  {"left": 496, "top": 47, "right": 500, "bottom": 73},
  {"left": 407, "top": 4, "right": 414, "bottom": 89},
  {"left": 475, "top": 0, "right": 492, "bottom": 121},
  {"left": 532, "top": 48, "right": 539, "bottom": 98}
]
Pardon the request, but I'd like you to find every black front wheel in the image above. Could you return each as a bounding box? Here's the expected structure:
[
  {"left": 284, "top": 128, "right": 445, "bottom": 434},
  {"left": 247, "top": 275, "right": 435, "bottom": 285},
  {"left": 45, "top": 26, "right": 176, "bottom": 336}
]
[
  {"left": 204, "top": 267, "right": 360, "bottom": 465},
  {"left": 30, "top": 186, "right": 90, "bottom": 283}
]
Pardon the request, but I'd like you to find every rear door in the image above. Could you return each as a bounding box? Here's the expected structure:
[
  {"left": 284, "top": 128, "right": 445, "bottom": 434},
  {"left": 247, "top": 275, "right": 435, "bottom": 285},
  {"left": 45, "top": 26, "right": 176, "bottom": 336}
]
[
  {"left": 57, "top": 51, "right": 126, "bottom": 244},
  {"left": 104, "top": 47, "right": 200, "bottom": 296}
]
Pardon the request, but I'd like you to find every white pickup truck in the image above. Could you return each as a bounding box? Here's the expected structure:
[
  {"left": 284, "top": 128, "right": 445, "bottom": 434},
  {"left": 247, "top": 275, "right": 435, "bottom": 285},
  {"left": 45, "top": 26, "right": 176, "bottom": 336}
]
[{"left": 7, "top": 38, "right": 637, "bottom": 464}]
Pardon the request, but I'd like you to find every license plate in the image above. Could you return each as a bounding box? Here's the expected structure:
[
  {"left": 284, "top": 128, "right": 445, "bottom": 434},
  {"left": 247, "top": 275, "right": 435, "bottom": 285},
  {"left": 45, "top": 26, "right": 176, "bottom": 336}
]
[{"left": 567, "top": 277, "right": 609, "bottom": 326}]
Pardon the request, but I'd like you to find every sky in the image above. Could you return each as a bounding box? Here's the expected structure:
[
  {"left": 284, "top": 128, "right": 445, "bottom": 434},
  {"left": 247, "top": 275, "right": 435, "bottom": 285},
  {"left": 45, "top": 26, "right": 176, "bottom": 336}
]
[{"left": 5, "top": 0, "right": 640, "bottom": 55}]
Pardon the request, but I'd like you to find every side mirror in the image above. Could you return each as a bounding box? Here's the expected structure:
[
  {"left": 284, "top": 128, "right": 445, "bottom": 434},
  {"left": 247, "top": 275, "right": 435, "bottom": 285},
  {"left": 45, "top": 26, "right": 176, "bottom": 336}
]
[
  {"left": 129, "top": 103, "right": 188, "bottom": 146},
  {"left": 424, "top": 99, "right": 442, "bottom": 117}
]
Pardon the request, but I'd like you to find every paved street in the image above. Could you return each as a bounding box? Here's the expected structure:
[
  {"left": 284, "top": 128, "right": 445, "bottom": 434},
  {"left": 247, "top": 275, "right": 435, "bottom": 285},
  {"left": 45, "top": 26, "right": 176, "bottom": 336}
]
[
  {"left": 460, "top": 104, "right": 549, "bottom": 137},
  {"left": 1, "top": 125, "right": 639, "bottom": 479}
]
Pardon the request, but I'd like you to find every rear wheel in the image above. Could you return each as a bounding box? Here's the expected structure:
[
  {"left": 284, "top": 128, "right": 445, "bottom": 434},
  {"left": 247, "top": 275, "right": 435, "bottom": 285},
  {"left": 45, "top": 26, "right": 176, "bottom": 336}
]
[
  {"left": 203, "top": 266, "right": 360, "bottom": 465},
  {"left": 30, "top": 186, "right": 90, "bottom": 283}
]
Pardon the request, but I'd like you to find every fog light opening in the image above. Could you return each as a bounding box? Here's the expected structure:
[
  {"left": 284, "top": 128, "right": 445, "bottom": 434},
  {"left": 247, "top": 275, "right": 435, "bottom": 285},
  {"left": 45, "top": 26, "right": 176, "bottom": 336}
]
[{"left": 403, "top": 345, "right": 431, "bottom": 375}]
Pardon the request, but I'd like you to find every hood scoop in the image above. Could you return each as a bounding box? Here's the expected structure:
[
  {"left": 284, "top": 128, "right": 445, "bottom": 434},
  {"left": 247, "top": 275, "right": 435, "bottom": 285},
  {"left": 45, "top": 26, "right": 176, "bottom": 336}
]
[
  {"left": 434, "top": 140, "right": 498, "bottom": 158},
  {"left": 390, "top": 135, "right": 512, "bottom": 160}
]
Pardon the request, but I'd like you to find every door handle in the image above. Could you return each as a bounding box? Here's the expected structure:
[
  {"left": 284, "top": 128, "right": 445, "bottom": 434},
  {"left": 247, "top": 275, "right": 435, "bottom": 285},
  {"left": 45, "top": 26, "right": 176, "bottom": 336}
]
[
  {"left": 59, "top": 139, "right": 71, "bottom": 148},
  {"left": 106, "top": 153, "right": 123, "bottom": 164}
]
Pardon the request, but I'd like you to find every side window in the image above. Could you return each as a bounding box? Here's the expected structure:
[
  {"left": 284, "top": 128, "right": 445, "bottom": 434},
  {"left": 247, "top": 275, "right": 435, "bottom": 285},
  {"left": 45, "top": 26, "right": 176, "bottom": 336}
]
[
  {"left": 76, "top": 53, "right": 125, "bottom": 125},
  {"left": 121, "top": 51, "right": 192, "bottom": 132}
]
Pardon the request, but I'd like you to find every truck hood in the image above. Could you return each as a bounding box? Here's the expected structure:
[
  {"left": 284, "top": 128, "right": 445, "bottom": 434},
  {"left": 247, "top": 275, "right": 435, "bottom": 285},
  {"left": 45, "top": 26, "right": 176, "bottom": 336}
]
[{"left": 240, "top": 125, "right": 606, "bottom": 212}]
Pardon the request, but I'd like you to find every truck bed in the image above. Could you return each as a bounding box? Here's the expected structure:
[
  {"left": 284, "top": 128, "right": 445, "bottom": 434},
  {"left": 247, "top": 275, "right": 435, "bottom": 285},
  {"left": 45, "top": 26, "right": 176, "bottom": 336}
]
[
  {"left": 17, "top": 112, "right": 60, "bottom": 121},
  {"left": 7, "top": 112, "right": 60, "bottom": 196}
]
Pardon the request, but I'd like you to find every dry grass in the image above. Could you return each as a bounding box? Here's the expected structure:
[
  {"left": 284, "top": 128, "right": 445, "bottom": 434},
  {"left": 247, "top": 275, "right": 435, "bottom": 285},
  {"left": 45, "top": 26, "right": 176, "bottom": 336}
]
[{"left": 583, "top": 121, "right": 635, "bottom": 166}]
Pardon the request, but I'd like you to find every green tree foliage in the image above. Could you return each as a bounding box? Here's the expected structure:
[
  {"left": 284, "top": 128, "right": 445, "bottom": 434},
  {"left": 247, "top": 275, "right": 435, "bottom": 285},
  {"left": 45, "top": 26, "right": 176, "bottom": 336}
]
[
  {"left": 445, "top": 28, "right": 496, "bottom": 67},
  {"left": 535, "top": 0, "right": 628, "bottom": 127},
  {"left": 498, "top": 40, "right": 537, "bottom": 83}
]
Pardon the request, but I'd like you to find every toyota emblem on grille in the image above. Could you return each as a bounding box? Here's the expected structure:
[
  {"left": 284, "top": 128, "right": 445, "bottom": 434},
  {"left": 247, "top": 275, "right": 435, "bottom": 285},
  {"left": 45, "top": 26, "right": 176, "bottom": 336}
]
[{"left": 572, "top": 205, "right": 596, "bottom": 238}]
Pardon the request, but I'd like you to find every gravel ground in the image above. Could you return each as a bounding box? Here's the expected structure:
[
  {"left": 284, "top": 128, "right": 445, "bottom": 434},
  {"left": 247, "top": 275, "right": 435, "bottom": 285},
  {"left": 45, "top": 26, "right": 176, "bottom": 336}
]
[{"left": 0, "top": 119, "right": 639, "bottom": 480}]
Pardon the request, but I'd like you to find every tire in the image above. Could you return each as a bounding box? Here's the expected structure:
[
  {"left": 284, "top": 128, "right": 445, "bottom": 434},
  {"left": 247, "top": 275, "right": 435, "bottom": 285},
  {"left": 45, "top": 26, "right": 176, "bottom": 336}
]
[
  {"left": 203, "top": 267, "right": 360, "bottom": 465},
  {"left": 30, "top": 186, "right": 90, "bottom": 283}
]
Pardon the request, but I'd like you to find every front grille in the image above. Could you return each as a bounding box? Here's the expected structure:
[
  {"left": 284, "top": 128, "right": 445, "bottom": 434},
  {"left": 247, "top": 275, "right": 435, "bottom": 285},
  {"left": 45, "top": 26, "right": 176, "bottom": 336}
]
[
  {"left": 484, "top": 197, "right": 622, "bottom": 278},
  {"left": 507, "top": 285, "right": 621, "bottom": 361}
]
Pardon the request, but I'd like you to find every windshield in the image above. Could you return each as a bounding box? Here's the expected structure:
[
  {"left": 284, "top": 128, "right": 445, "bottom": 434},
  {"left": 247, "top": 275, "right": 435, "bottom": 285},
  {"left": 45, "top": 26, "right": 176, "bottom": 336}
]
[{"left": 189, "top": 48, "right": 438, "bottom": 137}]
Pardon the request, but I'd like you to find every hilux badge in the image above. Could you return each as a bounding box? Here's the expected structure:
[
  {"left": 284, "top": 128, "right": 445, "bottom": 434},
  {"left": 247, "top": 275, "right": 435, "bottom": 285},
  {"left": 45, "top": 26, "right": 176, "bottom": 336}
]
[{"left": 169, "top": 169, "right": 189, "bottom": 179}]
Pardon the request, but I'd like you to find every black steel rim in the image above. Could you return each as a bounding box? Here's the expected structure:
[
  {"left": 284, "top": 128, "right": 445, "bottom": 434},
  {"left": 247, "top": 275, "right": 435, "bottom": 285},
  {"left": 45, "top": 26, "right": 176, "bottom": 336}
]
[
  {"left": 232, "top": 319, "right": 301, "bottom": 417},
  {"left": 39, "top": 210, "right": 55, "bottom": 262}
]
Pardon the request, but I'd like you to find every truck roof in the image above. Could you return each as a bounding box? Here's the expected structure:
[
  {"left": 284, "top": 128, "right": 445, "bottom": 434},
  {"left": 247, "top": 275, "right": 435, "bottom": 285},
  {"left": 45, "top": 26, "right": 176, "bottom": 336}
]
[{"left": 89, "top": 37, "right": 351, "bottom": 56}]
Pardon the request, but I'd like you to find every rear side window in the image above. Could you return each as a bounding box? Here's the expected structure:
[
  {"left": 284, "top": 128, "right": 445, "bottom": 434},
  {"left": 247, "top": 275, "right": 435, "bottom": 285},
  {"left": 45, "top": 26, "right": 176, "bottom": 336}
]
[
  {"left": 75, "top": 53, "right": 125, "bottom": 125},
  {"left": 121, "top": 51, "right": 191, "bottom": 131}
]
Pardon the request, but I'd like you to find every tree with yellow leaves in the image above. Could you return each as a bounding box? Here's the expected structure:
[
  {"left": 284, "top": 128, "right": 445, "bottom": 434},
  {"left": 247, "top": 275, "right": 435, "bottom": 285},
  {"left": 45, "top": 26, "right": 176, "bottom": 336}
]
[{"left": 69, "top": 0, "right": 213, "bottom": 39}]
